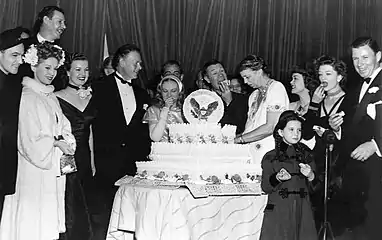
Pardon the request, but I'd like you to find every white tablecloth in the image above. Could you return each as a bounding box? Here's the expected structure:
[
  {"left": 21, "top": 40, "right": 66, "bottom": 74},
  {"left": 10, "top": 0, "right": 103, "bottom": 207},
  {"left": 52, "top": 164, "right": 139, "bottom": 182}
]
[{"left": 107, "top": 184, "right": 267, "bottom": 240}]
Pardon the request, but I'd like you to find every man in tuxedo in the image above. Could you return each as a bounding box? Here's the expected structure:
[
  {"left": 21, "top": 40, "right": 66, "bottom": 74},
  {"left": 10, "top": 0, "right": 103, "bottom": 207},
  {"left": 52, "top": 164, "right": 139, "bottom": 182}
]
[
  {"left": 202, "top": 59, "right": 248, "bottom": 134},
  {"left": 92, "top": 44, "right": 151, "bottom": 238},
  {"left": 330, "top": 37, "right": 382, "bottom": 239},
  {"left": 20, "top": 6, "right": 67, "bottom": 91},
  {"left": 0, "top": 28, "right": 25, "bottom": 222}
]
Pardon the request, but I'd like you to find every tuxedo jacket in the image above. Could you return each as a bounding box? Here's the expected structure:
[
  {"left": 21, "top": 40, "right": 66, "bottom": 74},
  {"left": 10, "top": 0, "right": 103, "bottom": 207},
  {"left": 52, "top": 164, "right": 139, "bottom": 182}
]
[
  {"left": 92, "top": 74, "right": 151, "bottom": 183},
  {"left": 343, "top": 71, "right": 382, "bottom": 156},
  {"left": 18, "top": 36, "right": 67, "bottom": 91},
  {"left": 0, "top": 72, "right": 22, "bottom": 196},
  {"left": 219, "top": 92, "right": 249, "bottom": 135}
]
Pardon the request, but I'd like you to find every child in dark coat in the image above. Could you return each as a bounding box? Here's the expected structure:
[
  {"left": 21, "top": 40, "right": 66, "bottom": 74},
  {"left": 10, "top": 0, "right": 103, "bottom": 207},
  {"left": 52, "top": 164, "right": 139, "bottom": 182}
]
[{"left": 260, "top": 110, "right": 318, "bottom": 240}]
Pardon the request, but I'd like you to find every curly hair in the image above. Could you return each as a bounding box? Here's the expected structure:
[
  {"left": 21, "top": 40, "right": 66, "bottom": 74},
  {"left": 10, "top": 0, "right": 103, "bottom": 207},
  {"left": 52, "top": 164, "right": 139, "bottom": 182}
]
[
  {"left": 290, "top": 65, "right": 320, "bottom": 96},
  {"left": 36, "top": 42, "right": 64, "bottom": 64},
  {"left": 314, "top": 55, "right": 347, "bottom": 91},
  {"left": 153, "top": 75, "right": 185, "bottom": 109},
  {"left": 237, "top": 54, "right": 271, "bottom": 76},
  {"left": 63, "top": 52, "right": 90, "bottom": 87},
  {"left": 64, "top": 52, "right": 88, "bottom": 71}
]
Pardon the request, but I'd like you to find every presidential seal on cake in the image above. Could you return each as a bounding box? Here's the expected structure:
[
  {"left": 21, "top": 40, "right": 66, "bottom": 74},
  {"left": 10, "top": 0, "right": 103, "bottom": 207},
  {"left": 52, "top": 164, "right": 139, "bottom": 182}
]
[{"left": 136, "top": 89, "right": 262, "bottom": 185}]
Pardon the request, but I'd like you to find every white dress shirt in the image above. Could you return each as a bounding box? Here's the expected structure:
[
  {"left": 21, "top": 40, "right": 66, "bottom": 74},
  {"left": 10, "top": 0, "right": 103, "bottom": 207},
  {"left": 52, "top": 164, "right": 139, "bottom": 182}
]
[
  {"left": 114, "top": 72, "right": 136, "bottom": 125},
  {"left": 37, "top": 33, "right": 54, "bottom": 43},
  {"left": 335, "top": 67, "right": 381, "bottom": 156},
  {"left": 359, "top": 67, "right": 382, "bottom": 102},
  {"left": 358, "top": 67, "right": 382, "bottom": 156}
]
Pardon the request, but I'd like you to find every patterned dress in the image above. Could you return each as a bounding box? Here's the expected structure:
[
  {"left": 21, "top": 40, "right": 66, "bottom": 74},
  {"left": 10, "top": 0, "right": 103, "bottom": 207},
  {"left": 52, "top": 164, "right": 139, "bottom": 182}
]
[
  {"left": 143, "top": 105, "right": 184, "bottom": 142},
  {"left": 244, "top": 80, "right": 289, "bottom": 164}
]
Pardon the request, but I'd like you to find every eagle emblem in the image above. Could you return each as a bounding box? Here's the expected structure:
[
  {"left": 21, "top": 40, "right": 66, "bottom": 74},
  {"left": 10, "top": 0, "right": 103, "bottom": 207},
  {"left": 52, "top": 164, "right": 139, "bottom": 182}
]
[{"left": 190, "top": 97, "right": 219, "bottom": 121}]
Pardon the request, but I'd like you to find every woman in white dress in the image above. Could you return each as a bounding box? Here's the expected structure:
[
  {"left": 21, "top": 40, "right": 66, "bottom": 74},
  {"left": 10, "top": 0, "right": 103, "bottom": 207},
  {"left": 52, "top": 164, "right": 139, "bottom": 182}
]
[
  {"left": 234, "top": 55, "right": 289, "bottom": 164},
  {"left": 0, "top": 42, "right": 76, "bottom": 240}
]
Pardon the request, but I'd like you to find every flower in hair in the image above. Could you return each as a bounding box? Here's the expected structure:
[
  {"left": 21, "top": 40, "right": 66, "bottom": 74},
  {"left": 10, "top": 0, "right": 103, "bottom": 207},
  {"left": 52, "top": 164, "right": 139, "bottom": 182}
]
[
  {"left": 22, "top": 44, "right": 38, "bottom": 66},
  {"left": 22, "top": 44, "right": 66, "bottom": 68}
]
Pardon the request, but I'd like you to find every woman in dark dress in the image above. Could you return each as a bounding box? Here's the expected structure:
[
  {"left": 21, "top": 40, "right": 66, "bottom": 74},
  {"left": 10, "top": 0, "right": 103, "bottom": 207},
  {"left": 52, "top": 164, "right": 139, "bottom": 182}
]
[
  {"left": 303, "top": 55, "right": 353, "bottom": 232},
  {"left": 55, "top": 53, "right": 96, "bottom": 240}
]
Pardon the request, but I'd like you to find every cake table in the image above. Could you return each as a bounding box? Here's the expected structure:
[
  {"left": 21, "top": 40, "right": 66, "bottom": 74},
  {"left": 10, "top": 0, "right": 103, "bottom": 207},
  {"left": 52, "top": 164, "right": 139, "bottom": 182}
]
[{"left": 106, "top": 177, "right": 267, "bottom": 240}]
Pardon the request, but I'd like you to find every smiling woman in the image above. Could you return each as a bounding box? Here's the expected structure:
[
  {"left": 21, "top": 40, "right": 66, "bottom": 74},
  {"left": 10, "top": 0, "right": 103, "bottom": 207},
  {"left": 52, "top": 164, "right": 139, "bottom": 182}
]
[
  {"left": 0, "top": 42, "right": 77, "bottom": 240},
  {"left": 54, "top": 52, "right": 95, "bottom": 239},
  {"left": 289, "top": 66, "right": 319, "bottom": 116}
]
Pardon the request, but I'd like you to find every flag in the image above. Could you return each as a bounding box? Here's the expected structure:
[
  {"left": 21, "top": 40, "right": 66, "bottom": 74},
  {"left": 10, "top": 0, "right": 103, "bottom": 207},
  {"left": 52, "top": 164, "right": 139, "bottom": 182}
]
[{"left": 103, "top": 34, "right": 109, "bottom": 60}]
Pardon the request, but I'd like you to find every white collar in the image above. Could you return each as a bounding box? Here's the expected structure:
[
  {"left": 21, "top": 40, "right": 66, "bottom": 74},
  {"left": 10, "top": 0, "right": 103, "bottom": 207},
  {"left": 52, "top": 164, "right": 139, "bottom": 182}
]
[
  {"left": 115, "top": 71, "right": 132, "bottom": 84},
  {"left": 37, "top": 33, "right": 54, "bottom": 43},
  {"left": 366, "top": 67, "right": 382, "bottom": 85},
  {"left": 22, "top": 77, "right": 54, "bottom": 95}
]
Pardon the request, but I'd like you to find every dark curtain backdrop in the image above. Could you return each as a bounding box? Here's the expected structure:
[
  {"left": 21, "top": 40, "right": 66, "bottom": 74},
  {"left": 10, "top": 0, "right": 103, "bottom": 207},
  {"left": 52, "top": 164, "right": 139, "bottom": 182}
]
[
  {"left": 1, "top": 0, "right": 381, "bottom": 91},
  {"left": 106, "top": 0, "right": 382, "bottom": 91}
]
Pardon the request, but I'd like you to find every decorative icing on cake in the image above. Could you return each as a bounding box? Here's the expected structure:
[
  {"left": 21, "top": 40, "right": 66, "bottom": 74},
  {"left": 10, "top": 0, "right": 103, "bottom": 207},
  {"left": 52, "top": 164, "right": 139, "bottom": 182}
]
[
  {"left": 169, "top": 123, "right": 236, "bottom": 143},
  {"left": 136, "top": 89, "right": 262, "bottom": 185},
  {"left": 136, "top": 123, "right": 261, "bottom": 184}
]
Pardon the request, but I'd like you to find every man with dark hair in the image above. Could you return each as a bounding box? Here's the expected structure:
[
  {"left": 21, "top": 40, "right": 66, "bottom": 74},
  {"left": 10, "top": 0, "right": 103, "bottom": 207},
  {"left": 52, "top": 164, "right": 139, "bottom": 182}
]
[
  {"left": 92, "top": 43, "right": 151, "bottom": 238},
  {"left": 31, "top": 5, "right": 66, "bottom": 41},
  {"left": 20, "top": 5, "right": 67, "bottom": 91},
  {"left": 330, "top": 36, "right": 382, "bottom": 239},
  {"left": 0, "top": 28, "right": 24, "bottom": 222},
  {"left": 202, "top": 59, "right": 248, "bottom": 134}
]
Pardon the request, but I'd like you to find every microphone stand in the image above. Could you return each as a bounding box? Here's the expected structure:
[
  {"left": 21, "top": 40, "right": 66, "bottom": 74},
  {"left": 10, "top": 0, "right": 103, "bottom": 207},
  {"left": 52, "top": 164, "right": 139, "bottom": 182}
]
[{"left": 318, "top": 130, "right": 336, "bottom": 240}]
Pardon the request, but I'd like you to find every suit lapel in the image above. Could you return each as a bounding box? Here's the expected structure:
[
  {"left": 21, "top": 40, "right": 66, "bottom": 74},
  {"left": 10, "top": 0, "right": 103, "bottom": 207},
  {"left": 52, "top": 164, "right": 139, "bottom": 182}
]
[
  {"left": 107, "top": 75, "right": 128, "bottom": 126},
  {"left": 352, "top": 71, "right": 382, "bottom": 125}
]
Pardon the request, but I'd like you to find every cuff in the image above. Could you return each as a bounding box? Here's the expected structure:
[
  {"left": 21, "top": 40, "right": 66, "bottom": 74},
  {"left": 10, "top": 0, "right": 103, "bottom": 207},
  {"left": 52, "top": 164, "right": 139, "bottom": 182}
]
[
  {"left": 269, "top": 172, "right": 281, "bottom": 187},
  {"left": 372, "top": 139, "right": 381, "bottom": 157},
  {"left": 334, "top": 127, "right": 341, "bottom": 140},
  {"left": 308, "top": 102, "right": 320, "bottom": 111}
]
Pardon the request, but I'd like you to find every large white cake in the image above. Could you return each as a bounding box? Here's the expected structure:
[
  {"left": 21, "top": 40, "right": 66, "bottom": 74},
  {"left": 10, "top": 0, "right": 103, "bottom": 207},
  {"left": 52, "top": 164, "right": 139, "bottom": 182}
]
[{"left": 136, "top": 90, "right": 262, "bottom": 184}]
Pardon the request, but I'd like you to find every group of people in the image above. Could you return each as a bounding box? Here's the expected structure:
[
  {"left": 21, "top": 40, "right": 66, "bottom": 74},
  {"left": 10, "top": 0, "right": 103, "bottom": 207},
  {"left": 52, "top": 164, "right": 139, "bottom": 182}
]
[
  {"left": 135, "top": 38, "right": 382, "bottom": 239},
  {"left": 0, "top": 6, "right": 151, "bottom": 240},
  {"left": 0, "top": 4, "right": 381, "bottom": 240}
]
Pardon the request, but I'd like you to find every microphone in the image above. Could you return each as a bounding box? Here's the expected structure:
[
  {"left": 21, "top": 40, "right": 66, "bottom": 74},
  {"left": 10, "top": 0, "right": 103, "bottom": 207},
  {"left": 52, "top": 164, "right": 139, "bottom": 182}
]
[{"left": 322, "top": 129, "right": 337, "bottom": 146}]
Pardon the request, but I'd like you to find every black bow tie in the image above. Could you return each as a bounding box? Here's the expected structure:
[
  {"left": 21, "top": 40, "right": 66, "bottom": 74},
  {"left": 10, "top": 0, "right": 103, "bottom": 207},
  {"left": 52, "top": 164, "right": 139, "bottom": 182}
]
[
  {"left": 364, "top": 77, "right": 371, "bottom": 84},
  {"left": 114, "top": 73, "right": 132, "bottom": 86}
]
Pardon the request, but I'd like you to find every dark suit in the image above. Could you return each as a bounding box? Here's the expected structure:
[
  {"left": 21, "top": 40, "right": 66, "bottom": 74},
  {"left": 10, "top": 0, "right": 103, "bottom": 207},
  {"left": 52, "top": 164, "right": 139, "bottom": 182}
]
[
  {"left": 219, "top": 92, "right": 249, "bottom": 134},
  {"left": 91, "top": 73, "right": 150, "bottom": 238},
  {"left": 92, "top": 73, "right": 150, "bottom": 187},
  {"left": 18, "top": 36, "right": 67, "bottom": 91},
  {"left": 0, "top": 71, "right": 22, "bottom": 220},
  {"left": 340, "top": 70, "right": 382, "bottom": 238}
]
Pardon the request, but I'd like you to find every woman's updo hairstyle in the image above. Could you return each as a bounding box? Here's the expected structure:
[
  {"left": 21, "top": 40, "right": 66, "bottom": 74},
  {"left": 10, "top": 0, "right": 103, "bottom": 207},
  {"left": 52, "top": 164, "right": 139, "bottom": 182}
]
[
  {"left": 237, "top": 54, "right": 271, "bottom": 76},
  {"left": 64, "top": 52, "right": 88, "bottom": 71}
]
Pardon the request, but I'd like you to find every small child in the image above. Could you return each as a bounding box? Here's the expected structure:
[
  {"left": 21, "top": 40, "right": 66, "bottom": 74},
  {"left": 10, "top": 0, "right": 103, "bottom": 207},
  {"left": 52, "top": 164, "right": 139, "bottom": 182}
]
[{"left": 260, "top": 110, "right": 318, "bottom": 240}]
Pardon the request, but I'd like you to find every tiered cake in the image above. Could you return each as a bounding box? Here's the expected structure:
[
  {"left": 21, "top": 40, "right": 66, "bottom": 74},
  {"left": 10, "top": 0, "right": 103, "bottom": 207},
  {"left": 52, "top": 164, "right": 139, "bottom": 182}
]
[{"left": 136, "top": 89, "right": 262, "bottom": 184}]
